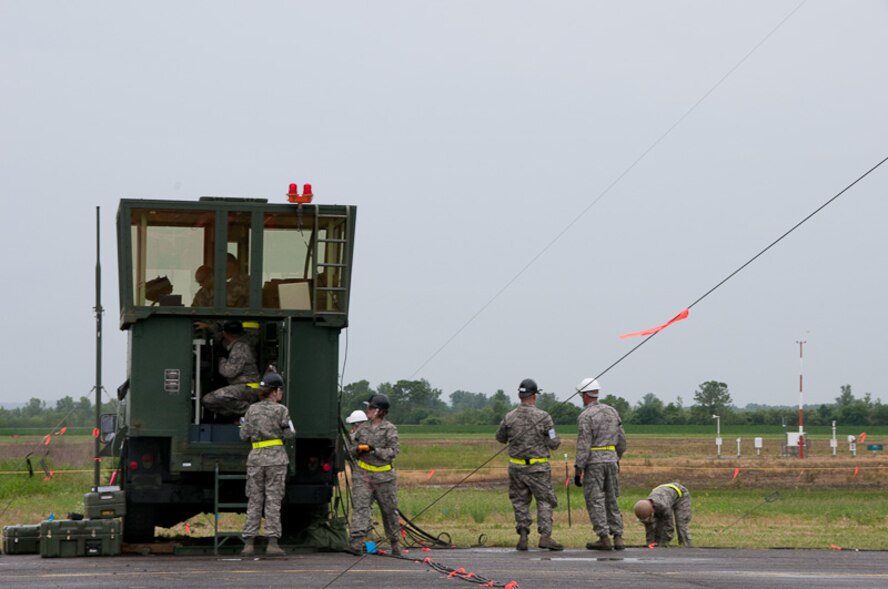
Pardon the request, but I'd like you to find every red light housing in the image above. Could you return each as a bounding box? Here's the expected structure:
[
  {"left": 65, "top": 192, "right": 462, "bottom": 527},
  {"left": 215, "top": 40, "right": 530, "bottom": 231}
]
[
  {"left": 322, "top": 463, "right": 332, "bottom": 473},
  {"left": 128, "top": 460, "right": 138, "bottom": 471},
  {"left": 287, "top": 183, "right": 299, "bottom": 203},
  {"left": 294, "top": 182, "right": 313, "bottom": 204}
]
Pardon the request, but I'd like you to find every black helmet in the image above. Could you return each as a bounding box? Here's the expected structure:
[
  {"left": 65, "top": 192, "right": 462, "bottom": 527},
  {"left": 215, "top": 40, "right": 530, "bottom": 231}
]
[
  {"left": 260, "top": 373, "right": 285, "bottom": 389},
  {"left": 222, "top": 320, "right": 245, "bottom": 335},
  {"left": 364, "top": 394, "right": 391, "bottom": 411},
  {"left": 518, "top": 378, "right": 538, "bottom": 398}
]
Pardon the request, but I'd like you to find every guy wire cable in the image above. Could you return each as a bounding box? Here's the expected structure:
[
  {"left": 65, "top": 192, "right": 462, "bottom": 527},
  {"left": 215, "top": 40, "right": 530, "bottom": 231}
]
[
  {"left": 409, "top": 0, "right": 809, "bottom": 379},
  {"left": 409, "top": 153, "right": 888, "bottom": 524}
]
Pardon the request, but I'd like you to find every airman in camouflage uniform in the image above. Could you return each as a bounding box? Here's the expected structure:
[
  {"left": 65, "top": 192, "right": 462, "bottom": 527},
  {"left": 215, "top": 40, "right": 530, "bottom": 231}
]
[
  {"left": 191, "top": 265, "right": 214, "bottom": 307},
  {"left": 240, "top": 373, "right": 294, "bottom": 557},
  {"left": 634, "top": 482, "right": 692, "bottom": 547},
  {"left": 201, "top": 321, "right": 260, "bottom": 418},
  {"left": 348, "top": 394, "right": 402, "bottom": 556},
  {"left": 574, "top": 378, "right": 627, "bottom": 551},
  {"left": 226, "top": 253, "right": 250, "bottom": 307},
  {"left": 495, "top": 378, "right": 563, "bottom": 551}
]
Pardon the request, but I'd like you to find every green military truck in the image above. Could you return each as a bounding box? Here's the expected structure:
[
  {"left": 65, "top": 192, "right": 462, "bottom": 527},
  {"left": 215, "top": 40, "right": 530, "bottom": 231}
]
[{"left": 101, "top": 194, "right": 355, "bottom": 542}]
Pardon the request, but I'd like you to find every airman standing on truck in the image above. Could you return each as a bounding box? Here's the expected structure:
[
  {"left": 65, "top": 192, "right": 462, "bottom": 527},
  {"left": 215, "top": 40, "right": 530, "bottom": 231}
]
[
  {"left": 240, "top": 373, "right": 295, "bottom": 557},
  {"left": 201, "top": 320, "right": 260, "bottom": 418}
]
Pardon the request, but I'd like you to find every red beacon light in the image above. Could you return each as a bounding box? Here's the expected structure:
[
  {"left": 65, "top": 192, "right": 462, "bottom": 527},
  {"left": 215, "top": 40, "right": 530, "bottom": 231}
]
[{"left": 287, "top": 182, "right": 314, "bottom": 205}]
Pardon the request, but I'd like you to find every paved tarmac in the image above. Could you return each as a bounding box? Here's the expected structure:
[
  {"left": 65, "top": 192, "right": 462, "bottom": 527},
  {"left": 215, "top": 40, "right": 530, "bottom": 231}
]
[{"left": 2, "top": 547, "right": 887, "bottom": 589}]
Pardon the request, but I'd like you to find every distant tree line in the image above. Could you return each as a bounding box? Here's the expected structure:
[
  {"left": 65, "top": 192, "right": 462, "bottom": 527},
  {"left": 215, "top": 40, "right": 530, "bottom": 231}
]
[
  {"left": 341, "top": 380, "right": 888, "bottom": 427},
  {"left": 0, "top": 396, "right": 119, "bottom": 429},
  {"left": 1, "top": 382, "right": 883, "bottom": 429}
]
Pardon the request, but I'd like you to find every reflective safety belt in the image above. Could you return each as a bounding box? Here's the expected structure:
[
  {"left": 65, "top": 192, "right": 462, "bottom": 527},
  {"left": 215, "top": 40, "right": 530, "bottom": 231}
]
[
  {"left": 246, "top": 383, "right": 260, "bottom": 389},
  {"left": 357, "top": 460, "right": 393, "bottom": 472},
  {"left": 509, "top": 457, "right": 549, "bottom": 465},
  {"left": 589, "top": 445, "right": 616, "bottom": 451},
  {"left": 243, "top": 321, "right": 260, "bottom": 329},
  {"left": 655, "top": 483, "right": 683, "bottom": 497},
  {"left": 252, "top": 439, "right": 283, "bottom": 449}
]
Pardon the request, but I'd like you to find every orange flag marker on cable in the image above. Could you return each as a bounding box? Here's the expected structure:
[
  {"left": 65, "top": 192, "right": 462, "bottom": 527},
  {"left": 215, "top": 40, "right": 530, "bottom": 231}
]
[
  {"left": 426, "top": 469, "right": 436, "bottom": 481},
  {"left": 732, "top": 468, "right": 740, "bottom": 480},
  {"left": 853, "top": 466, "right": 859, "bottom": 477},
  {"left": 858, "top": 431, "right": 867, "bottom": 444},
  {"left": 619, "top": 309, "right": 689, "bottom": 339},
  {"left": 43, "top": 434, "right": 51, "bottom": 446}
]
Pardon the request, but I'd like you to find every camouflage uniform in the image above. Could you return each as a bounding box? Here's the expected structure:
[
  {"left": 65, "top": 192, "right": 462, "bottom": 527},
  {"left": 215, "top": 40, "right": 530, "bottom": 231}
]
[
  {"left": 227, "top": 274, "right": 250, "bottom": 307},
  {"left": 201, "top": 336, "right": 260, "bottom": 417},
  {"left": 495, "top": 405, "right": 561, "bottom": 535},
  {"left": 645, "top": 482, "right": 692, "bottom": 547},
  {"left": 191, "top": 285, "right": 213, "bottom": 307},
  {"left": 349, "top": 419, "right": 401, "bottom": 547},
  {"left": 575, "top": 402, "right": 627, "bottom": 540},
  {"left": 240, "top": 398, "right": 295, "bottom": 539}
]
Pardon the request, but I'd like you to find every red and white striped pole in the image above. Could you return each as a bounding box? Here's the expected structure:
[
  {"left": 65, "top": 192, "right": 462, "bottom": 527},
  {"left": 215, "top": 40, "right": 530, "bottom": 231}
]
[{"left": 797, "top": 340, "right": 806, "bottom": 459}]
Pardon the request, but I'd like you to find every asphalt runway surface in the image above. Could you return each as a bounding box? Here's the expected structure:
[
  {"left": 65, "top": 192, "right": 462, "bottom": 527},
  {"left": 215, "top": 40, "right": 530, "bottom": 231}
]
[{"left": 2, "top": 547, "right": 887, "bottom": 588}]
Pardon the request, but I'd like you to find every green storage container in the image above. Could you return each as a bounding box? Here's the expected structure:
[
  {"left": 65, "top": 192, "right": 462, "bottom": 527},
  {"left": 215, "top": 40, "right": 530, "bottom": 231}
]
[
  {"left": 84, "top": 488, "right": 127, "bottom": 519},
  {"left": 2, "top": 524, "right": 41, "bottom": 554},
  {"left": 39, "top": 518, "right": 122, "bottom": 558}
]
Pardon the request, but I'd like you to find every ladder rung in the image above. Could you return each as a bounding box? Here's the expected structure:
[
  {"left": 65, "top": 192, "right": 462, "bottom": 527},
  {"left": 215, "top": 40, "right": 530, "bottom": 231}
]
[
  {"left": 317, "top": 238, "right": 347, "bottom": 243},
  {"left": 219, "top": 502, "right": 248, "bottom": 509},
  {"left": 217, "top": 474, "right": 247, "bottom": 481},
  {"left": 317, "top": 263, "right": 346, "bottom": 268}
]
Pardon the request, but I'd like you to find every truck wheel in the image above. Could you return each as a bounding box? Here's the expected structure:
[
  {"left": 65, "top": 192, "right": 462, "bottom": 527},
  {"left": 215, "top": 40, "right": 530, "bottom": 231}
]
[{"left": 124, "top": 503, "right": 156, "bottom": 543}]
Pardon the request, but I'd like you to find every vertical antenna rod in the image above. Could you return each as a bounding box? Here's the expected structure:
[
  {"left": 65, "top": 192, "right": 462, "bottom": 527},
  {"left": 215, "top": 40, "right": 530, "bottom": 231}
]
[
  {"left": 94, "top": 206, "right": 103, "bottom": 488},
  {"left": 797, "top": 339, "right": 806, "bottom": 459}
]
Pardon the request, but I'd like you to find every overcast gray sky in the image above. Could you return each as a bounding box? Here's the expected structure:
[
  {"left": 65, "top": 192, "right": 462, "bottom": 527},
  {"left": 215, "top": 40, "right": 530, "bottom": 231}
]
[{"left": 2, "top": 1, "right": 887, "bottom": 410}]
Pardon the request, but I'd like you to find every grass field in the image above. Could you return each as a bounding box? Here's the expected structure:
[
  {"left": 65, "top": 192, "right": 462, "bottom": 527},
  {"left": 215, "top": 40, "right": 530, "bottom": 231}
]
[{"left": 2, "top": 430, "right": 887, "bottom": 551}]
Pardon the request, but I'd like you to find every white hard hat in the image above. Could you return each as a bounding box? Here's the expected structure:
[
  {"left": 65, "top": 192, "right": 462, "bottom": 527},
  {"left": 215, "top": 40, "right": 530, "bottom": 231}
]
[
  {"left": 577, "top": 378, "right": 600, "bottom": 394},
  {"left": 346, "top": 410, "right": 368, "bottom": 424}
]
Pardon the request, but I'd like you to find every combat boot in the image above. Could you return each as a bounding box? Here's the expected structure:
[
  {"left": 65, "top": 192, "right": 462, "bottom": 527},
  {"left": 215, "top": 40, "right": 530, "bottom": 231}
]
[
  {"left": 516, "top": 528, "right": 529, "bottom": 551},
  {"left": 345, "top": 540, "right": 364, "bottom": 556},
  {"left": 585, "top": 535, "right": 613, "bottom": 551},
  {"left": 613, "top": 535, "right": 625, "bottom": 550},
  {"left": 538, "top": 534, "right": 564, "bottom": 551},
  {"left": 265, "top": 537, "right": 286, "bottom": 557},
  {"left": 390, "top": 541, "right": 402, "bottom": 557},
  {"left": 240, "top": 537, "right": 255, "bottom": 557}
]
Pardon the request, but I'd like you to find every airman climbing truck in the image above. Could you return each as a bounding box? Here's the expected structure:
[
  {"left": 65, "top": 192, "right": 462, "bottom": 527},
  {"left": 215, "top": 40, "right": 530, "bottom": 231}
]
[{"left": 102, "top": 194, "right": 356, "bottom": 542}]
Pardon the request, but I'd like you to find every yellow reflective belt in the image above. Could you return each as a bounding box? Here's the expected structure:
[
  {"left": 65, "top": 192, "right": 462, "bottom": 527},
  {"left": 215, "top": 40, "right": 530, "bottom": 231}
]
[
  {"left": 246, "top": 383, "right": 259, "bottom": 389},
  {"left": 509, "top": 457, "right": 549, "bottom": 465},
  {"left": 655, "top": 483, "right": 683, "bottom": 497},
  {"left": 252, "top": 439, "right": 283, "bottom": 449},
  {"left": 357, "top": 460, "right": 392, "bottom": 472},
  {"left": 243, "top": 321, "right": 260, "bottom": 329},
  {"left": 590, "top": 445, "right": 616, "bottom": 451}
]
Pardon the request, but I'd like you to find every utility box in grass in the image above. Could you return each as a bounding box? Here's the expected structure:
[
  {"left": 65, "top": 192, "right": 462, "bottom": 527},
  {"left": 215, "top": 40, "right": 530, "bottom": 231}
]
[
  {"left": 84, "top": 487, "right": 127, "bottom": 519},
  {"left": 2, "top": 524, "right": 41, "bottom": 554},
  {"left": 40, "top": 518, "right": 122, "bottom": 557}
]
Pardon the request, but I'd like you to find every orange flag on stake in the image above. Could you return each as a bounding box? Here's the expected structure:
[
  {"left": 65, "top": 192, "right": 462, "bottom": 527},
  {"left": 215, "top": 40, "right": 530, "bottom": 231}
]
[
  {"left": 426, "top": 469, "right": 436, "bottom": 481},
  {"left": 43, "top": 434, "right": 51, "bottom": 446},
  {"left": 858, "top": 432, "right": 867, "bottom": 444},
  {"left": 853, "top": 466, "right": 859, "bottom": 477},
  {"left": 619, "top": 309, "right": 689, "bottom": 340},
  {"left": 732, "top": 468, "right": 740, "bottom": 480}
]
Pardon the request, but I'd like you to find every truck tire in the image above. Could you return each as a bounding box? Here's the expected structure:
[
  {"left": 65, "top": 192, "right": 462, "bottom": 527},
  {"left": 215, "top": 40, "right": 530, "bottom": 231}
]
[{"left": 124, "top": 502, "right": 156, "bottom": 543}]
